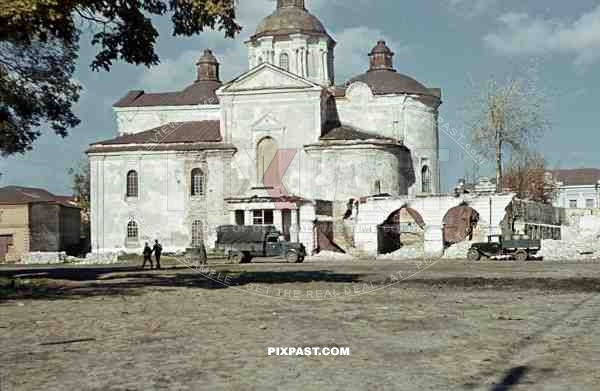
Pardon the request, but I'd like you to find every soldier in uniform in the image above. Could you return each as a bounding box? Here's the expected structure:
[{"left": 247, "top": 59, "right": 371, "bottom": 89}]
[
  {"left": 142, "top": 242, "right": 153, "bottom": 269},
  {"left": 153, "top": 239, "right": 163, "bottom": 269}
]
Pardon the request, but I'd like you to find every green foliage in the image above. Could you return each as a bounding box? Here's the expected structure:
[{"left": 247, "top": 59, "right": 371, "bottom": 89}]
[
  {"left": 68, "top": 158, "right": 90, "bottom": 217},
  {"left": 0, "top": 0, "right": 241, "bottom": 155}
]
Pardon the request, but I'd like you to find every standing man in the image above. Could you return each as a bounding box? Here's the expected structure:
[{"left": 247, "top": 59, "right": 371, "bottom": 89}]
[
  {"left": 142, "top": 242, "right": 153, "bottom": 269},
  {"left": 153, "top": 239, "right": 163, "bottom": 270}
]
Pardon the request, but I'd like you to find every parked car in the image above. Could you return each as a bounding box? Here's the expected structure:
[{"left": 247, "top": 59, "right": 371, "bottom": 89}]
[
  {"left": 215, "top": 225, "right": 306, "bottom": 263},
  {"left": 467, "top": 234, "right": 541, "bottom": 261}
]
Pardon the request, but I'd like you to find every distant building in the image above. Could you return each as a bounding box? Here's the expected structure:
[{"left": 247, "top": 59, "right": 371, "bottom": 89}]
[
  {"left": 547, "top": 169, "right": 600, "bottom": 209},
  {"left": 454, "top": 177, "right": 496, "bottom": 196},
  {"left": 0, "top": 186, "right": 81, "bottom": 263}
]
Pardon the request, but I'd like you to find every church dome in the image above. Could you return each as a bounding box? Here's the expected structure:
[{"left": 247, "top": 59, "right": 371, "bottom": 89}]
[
  {"left": 346, "top": 40, "right": 439, "bottom": 98},
  {"left": 252, "top": 0, "right": 330, "bottom": 40}
]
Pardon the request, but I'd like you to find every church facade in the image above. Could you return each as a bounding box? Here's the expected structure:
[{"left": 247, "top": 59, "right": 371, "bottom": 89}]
[{"left": 88, "top": 0, "right": 442, "bottom": 254}]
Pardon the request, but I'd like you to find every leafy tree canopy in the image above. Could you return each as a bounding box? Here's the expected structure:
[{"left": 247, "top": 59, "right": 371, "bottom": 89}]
[{"left": 0, "top": 0, "right": 240, "bottom": 155}]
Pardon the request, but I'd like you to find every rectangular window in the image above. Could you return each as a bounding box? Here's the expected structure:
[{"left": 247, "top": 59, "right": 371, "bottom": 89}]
[
  {"left": 235, "top": 210, "right": 245, "bottom": 225},
  {"left": 252, "top": 210, "right": 274, "bottom": 225},
  {"left": 586, "top": 199, "right": 595, "bottom": 208},
  {"left": 569, "top": 199, "right": 578, "bottom": 208}
]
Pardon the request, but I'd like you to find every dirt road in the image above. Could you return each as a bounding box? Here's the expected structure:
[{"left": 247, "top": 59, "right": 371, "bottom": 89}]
[{"left": 1, "top": 259, "right": 599, "bottom": 390}]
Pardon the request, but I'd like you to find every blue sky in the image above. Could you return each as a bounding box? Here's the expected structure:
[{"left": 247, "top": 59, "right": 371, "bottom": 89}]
[{"left": 1, "top": 0, "right": 599, "bottom": 195}]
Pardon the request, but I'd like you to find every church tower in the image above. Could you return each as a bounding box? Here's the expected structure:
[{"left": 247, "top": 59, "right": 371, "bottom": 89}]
[{"left": 246, "top": 0, "right": 336, "bottom": 86}]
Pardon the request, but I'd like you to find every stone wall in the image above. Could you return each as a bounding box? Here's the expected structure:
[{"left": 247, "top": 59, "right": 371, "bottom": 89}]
[{"left": 29, "top": 203, "right": 60, "bottom": 252}]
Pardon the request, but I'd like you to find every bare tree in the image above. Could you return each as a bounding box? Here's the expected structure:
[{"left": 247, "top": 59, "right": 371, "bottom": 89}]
[
  {"left": 466, "top": 65, "right": 549, "bottom": 192},
  {"left": 503, "top": 151, "right": 557, "bottom": 203}
]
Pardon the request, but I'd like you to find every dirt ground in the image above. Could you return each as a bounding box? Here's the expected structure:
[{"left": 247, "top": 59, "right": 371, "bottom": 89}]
[{"left": 1, "top": 258, "right": 600, "bottom": 390}]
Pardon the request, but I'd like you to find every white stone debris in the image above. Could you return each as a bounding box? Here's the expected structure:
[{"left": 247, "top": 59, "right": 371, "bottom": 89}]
[
  {"left": 539, "top": 239, "right": 600, "bottom": 261},
  {"left": 442, "top": 241, "right": 475, "bottom": 259},
  {"left": 376, "top": 245, "right": 425, "bottom": 260},
  {"left": 307, "top": 251, "right": 354, "bottom": 262},
  {"left": 20, "top": 252, "right": 67, "bottom": 264}
]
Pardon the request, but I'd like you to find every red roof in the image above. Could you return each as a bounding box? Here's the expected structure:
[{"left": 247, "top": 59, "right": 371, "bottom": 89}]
[
  {"left": 551, "top": 169, "right": 600, "bottom": 186},
  {"left": 113, "top": 80, "right": 222, "bottom": 108},
  {"left": 0, "top": 186, "right": 79, "bottom": 208},
  {"left": 92, "top": 121, "right": 222, "bottom": 146}
]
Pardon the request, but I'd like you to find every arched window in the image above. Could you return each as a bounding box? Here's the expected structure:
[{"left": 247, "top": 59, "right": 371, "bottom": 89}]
[
  {"left": 279, "top": 53, "right": 289, "bottom": 71},
  {"left": 126, "top": 170, "right": 138, "bottom": 197},
  {"left": 257, "top": 137, "right": 279, "bottom": 187},
  {"left": 127, "top": 221, "right": 138, "bottom": 240},
  {"left": 191, "top": 168, "right": 205, "bottom": 196},
  {"left": 421, "top": 165, "right": 432, "bottom": 193},
  {"left": 374, "top": 180, "right": 382, "bottom": 194},
  {"left": 191, "top": 220, "right": 203, "bottom": 247}
]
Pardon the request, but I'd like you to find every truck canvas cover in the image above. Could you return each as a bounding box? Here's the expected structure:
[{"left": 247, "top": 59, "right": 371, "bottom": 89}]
[{"left": 216, "top": 225, "right": 277, "bottom": 244}]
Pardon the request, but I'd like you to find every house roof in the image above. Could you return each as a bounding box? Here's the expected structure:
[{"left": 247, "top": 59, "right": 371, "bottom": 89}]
[
  {"left": 113, "top": 80, "right": 222, "bottom": 107},
  {"left": 0, "top": 186, "right": 79, "bottom": 207},
  {"left": 92, "top": 121, "right": 222, "bottom": 146},
  {"left": 87, "top": 121, "right": 234, "bottom": 153},
  {"left": 551, "top": 168, "right": 600, "bottom": 186}
]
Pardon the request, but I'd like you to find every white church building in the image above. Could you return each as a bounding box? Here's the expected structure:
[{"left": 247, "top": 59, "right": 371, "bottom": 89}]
[{"left": 87, "top": 0, "right": 443, "bottom": 254}]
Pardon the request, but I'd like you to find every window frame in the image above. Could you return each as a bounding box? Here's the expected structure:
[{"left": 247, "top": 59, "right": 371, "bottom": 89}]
[
  {"left": 279, "top": 52, "right": 289, "bottom": 71},
  {"left": 586, "top": 199, "right": 595, "bottom": 208},
  {"left": 126, "top": 170, "right": 139, "bottom": 198},
  {"left": 126, "top": 221, "right": 139, "bottom": 241},
  {"left": 191, "top": 168, "right": 205, "bottom": 197},
  {"left": 569, "top": 199, "right": 578, "bottom": 208},
  {"left": 252, "top": 210, "right": 274, "bottom": 225},
  {"left": 191, "top": 220, "right": 203, "bottom": 247},
  {"left": 421, "top": 165, "right": 432, "bottom": 193}
]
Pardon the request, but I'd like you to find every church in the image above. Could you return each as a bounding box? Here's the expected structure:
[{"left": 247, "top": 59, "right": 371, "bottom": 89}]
[{"left": 87, "top": 0, "right": 442, "bottom": 254}]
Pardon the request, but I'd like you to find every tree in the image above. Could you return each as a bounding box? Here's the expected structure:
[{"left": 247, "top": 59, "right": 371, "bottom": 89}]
[
  {"left": 466, "top": 66, "right": 549, "bottom": 192},
  {"left": 503, "top": 151, "right": 556, "bottom": 204},
  {"left": 69, "top": 158, "right": 90, "bottom": 220},
  {"left": 0, "top": 0, "right": 240, "bottom": 155}
]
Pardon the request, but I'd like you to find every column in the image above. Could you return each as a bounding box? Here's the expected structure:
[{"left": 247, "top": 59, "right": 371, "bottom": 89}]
[
  {"left": 290, "top": 209, "right": 299, "bottom": 242},
  {"left": 245, "top": 210, "right": 254, "bottom": 226},
  {"left": 273, "top": 209, "right": 283, "bottom": 233},
  {"left": 423, "top": 226, "right": 444, "bottom": 256}
]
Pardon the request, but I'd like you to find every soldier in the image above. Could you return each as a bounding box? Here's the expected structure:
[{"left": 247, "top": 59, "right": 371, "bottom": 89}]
[
  {"left": 153, "top": 239, "right": 163, "bottom": 270},
  {"left": 142, "top": 242, "right": 153, "bottom": 269}
]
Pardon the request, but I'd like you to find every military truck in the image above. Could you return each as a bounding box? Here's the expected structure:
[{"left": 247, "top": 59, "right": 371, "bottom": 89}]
[
  {"left": 215, "top": 225, "right": 306, "bottom": 263},
  {"left": 467, "top": 234, "right": 541, "bottom": 262}
]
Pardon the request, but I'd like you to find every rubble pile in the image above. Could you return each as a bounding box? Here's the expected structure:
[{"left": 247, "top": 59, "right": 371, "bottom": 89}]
[
  {"left": 308, "top": 251, "right": 354, "bottom": 262},
  {"left": 442, "top": 241, "right": 475, "bottom": 259},
  {"left": 376, "top": 245, "right": 424, "bottom": 260},
  {"left": 21, "top": 252, "right": 67, "bottom": 264},
  {"left": 539, "top": 240, "right": 600, "bottom": 260},
  {"left": 77, "top": 252, "right": 120, "bottom": 264}
]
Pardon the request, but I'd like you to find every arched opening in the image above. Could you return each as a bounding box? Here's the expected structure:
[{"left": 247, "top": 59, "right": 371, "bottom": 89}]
[
  {"left": 279, "top": 52, "right": 289, "bottom": 71},
  {"left": 191, "top": 168, "right": 205, "bottom": 196},
  {"left": 442, "top": 204, "right": 480, "bottom": 247},
  {"left": 126, "top": 170, "right": 138, "bottom": 197},
  {"left": 377, "top": 206, "right": 425, "bottom": 254},
  {"left": 421, "top": 165, "right": 431, "bottom": 193},
  {"left": 127, "top": 221, "right": 139, "bottom": 241},
  {"left": 257, "top": 137, "right": 279, "bottom": 187},
  {"left": 191, "top": 220, "right": 203, "bottom": 247}
]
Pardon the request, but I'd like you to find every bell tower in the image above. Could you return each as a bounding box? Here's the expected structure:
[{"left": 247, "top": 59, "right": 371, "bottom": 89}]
[
  {"left": 196, "top": 49, "right": 220, "bottom": 82},
  {"left": 277, "top": 0, "right": 305, "bottom": 8}
]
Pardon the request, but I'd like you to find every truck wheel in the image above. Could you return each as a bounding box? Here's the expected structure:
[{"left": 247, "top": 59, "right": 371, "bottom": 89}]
[
  {"left": 286, "top": 251, "right": 299, "bottom": 263},
  {"left": 230, "top": 252, "right": 243, "bottom": 264},
  {"left": 467, "top": 249, "right": 481, "bottom": 261},
  {"left": 514, "top": 250, "right": 528, "bottom": 262}
]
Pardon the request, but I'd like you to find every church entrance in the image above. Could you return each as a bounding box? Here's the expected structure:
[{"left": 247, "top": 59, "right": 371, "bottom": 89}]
[{"left": 282, "top": 209, "right": 292, "bottom": 241}]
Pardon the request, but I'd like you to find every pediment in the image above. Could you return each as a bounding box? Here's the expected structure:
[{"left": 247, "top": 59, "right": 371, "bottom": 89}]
[
  {"left": 219, "top": 63, "right": 321, "bottom": 93},
  {"left": 251, "top": 112, "right": 284, "bottom": 131}
]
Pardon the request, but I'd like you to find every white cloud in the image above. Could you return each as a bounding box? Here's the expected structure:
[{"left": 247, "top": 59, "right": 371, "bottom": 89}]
[
  {"left": 137, "top": 0, "right": 409, "bottom": 90},
  {"left": 484, "top": 5, "right": 600, "bottom": 67},
  {"left": 333, "top": 27, "right": 411, "bottom": 82},
  {"left": 445, "top": 0, "right": 496, "bottom": 18}
]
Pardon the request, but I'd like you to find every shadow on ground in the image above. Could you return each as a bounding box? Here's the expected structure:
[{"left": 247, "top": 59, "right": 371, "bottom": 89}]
[{"left": 0, "top": 266, "right": 363, "bottom": 301}]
